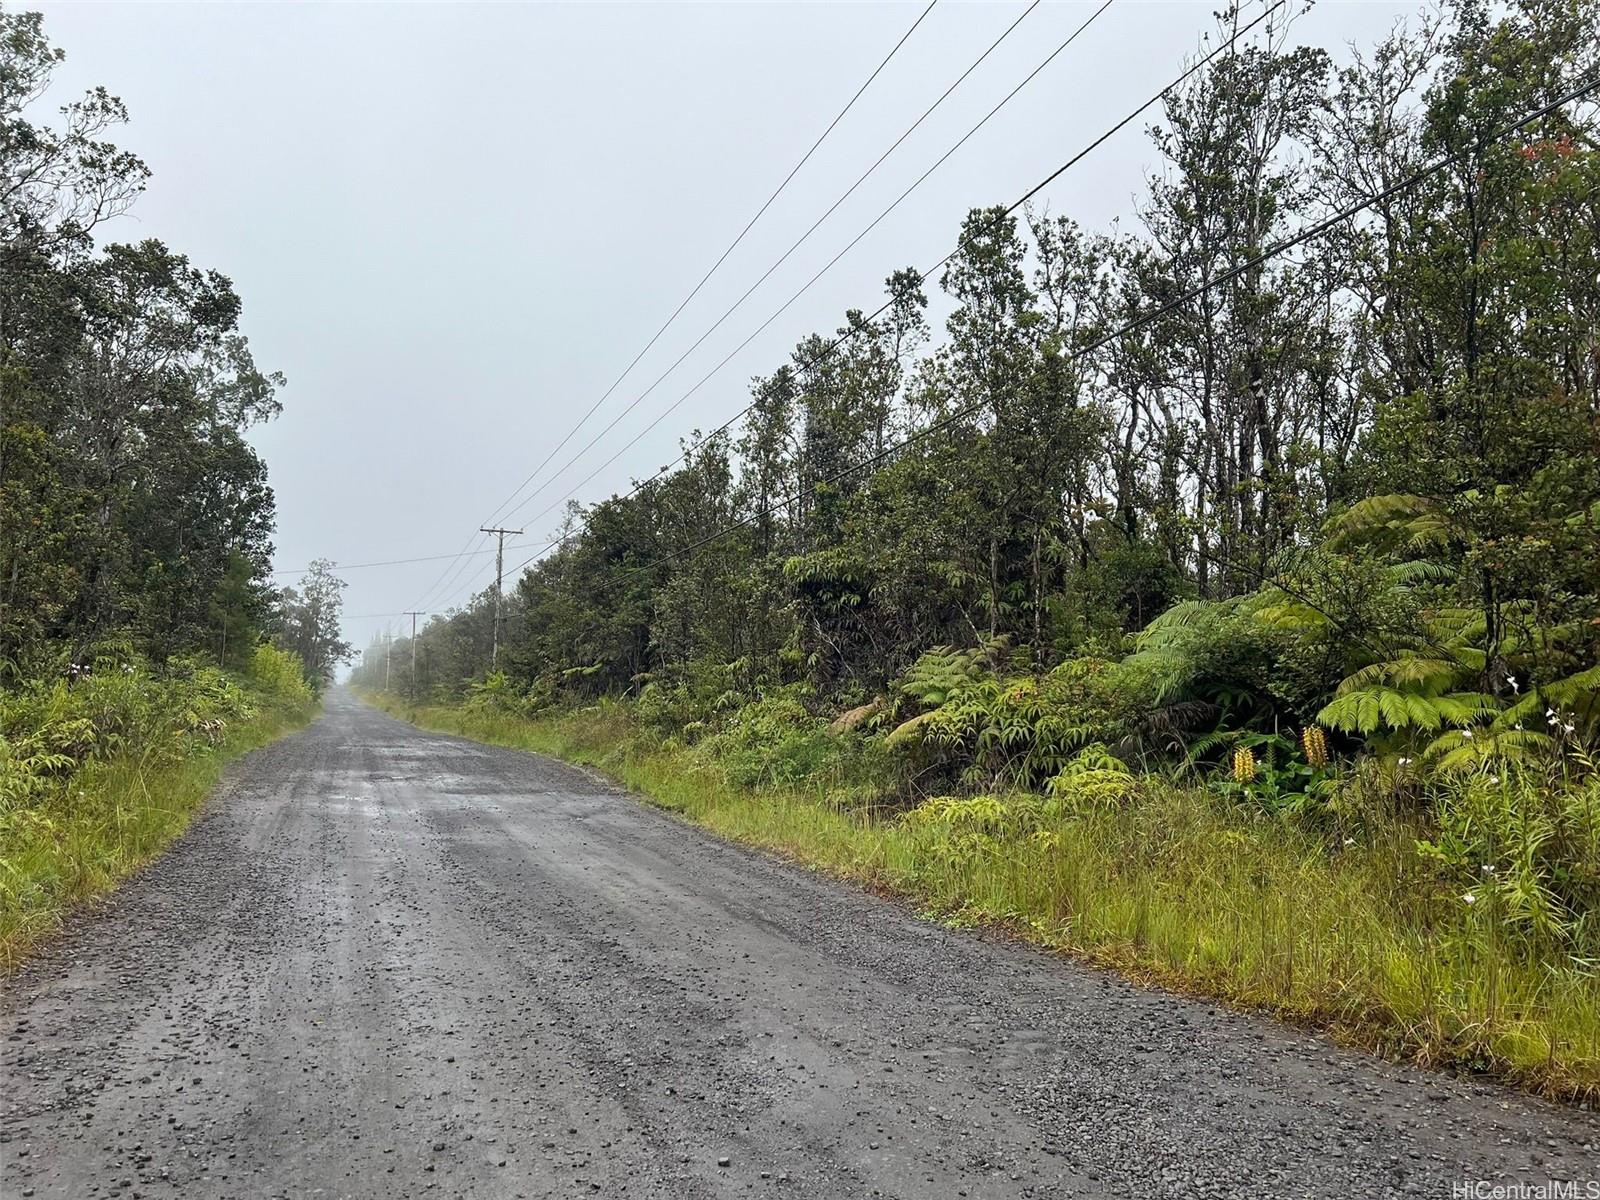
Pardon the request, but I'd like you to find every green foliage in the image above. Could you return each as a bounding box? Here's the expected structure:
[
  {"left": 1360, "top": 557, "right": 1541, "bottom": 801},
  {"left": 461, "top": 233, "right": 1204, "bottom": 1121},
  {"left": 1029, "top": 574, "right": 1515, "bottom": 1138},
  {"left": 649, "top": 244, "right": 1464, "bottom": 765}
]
[
  {"left": 272, "top": 560, "right": 351, "bottom": 688},
  {"left": 887, "top": 655, "right": 1131, "bottom": 792},
  {"left": 248, "top": 644, "right": 315, "bottom": 706},
  {"left": 895, "top": 643, "right": 993, "bottom": 709},
  {"left": 901, "top": 792, "right": 1050, "bottom": 837},
  {"left": 1114, "top": 595, "right": 1295, "bottom": 736},
  {"left": 0, "top": 652, "right": 288, "bottom": 800},
  {"left": 1415, "top": 764, "right": 1600, "bottom": 947},
  {"left": 1207, "top": 730, "right": 1339, "bottom": 819},
  {"left": 697, "top": 687, "right": 885, "bottom": 793},
  {"left": 2, "top": 10, "right": 283, "bottom": 668},
  {"left": 0, "top": 649, "right": 316, "bottom": 963},
  {"left": 1044, "top": 743, "right": 1138, "bottom": 811}
]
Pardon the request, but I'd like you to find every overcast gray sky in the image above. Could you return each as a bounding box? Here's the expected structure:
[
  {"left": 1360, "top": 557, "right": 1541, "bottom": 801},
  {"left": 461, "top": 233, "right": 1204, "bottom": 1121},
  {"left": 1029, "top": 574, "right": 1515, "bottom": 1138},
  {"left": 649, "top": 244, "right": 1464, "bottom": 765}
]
[{"left": 36, "top": 0, "right": 1414, "bottom": 651}]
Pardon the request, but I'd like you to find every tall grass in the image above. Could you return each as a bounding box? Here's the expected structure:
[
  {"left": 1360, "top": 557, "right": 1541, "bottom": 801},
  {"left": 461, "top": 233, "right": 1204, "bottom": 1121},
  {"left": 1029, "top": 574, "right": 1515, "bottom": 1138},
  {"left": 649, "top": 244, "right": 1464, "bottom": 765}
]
[{"left": 370, "top": 692, "right": 1600, "bottom": 1102}]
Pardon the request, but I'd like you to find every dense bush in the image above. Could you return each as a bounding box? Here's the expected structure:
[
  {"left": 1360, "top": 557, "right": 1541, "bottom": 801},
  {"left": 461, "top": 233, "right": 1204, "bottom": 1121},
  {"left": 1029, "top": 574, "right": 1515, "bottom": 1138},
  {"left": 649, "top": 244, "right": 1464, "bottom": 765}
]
[
  {"left": 0, "top": 648, "right": 314, "bottom": 815},
  {"left": 0, "top": 645, "right": 317, "bottom": 962},
  {"left": 695, "top": 687, "right": 888, "bottom": 793},
  {"left": 1415, "top": 761, "right": 1600, "bottom": 949},
  {"left": 249, "top": 644, "right": 316, "bottom": 707}
]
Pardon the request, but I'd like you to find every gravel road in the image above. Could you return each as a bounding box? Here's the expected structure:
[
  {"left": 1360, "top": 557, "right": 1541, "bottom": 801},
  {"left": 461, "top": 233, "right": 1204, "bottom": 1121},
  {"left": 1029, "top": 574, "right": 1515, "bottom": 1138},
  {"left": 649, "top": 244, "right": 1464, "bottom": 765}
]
[{"left": 4, "top": 689, "right": 1596, "bottom": 1199}]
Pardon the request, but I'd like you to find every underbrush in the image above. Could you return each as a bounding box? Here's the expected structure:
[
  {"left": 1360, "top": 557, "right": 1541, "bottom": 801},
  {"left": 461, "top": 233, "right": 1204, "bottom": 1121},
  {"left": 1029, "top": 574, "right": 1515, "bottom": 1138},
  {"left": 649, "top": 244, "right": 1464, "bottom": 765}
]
[
  {"left": 0, "top": 644, "right": 318, "bottom": 966},
  {"left": 368, "top": 685, "right": 1600, "bottom": 1103}
]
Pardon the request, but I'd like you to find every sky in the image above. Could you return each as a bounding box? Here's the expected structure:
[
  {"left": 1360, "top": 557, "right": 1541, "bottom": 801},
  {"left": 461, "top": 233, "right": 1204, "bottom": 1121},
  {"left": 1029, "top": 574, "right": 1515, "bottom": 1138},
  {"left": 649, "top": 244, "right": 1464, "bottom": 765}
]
[{"left": 33, "top": 0, "right": 1417, "bottom": 655}]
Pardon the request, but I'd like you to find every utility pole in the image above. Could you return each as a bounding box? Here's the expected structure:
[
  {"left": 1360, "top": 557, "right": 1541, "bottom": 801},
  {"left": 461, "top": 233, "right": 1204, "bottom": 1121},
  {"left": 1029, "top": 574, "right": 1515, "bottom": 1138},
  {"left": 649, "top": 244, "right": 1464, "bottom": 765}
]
[
  {"left": 402, "top": 611, "right": 425, "bottom": 700},
  {"left": 479, "top": 527, "right": 523, "bottom": 669},
  {"left": 384, "top": 630, "right": 392, "bottom": 691}
]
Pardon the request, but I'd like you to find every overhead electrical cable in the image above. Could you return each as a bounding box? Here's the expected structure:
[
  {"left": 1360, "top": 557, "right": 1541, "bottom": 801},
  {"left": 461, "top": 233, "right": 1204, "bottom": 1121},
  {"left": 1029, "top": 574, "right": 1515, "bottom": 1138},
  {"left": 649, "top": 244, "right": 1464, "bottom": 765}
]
[
  {"left": 269, "top": 545, "right": 540, "bottom": 578},
  {"left": 486, "top": 61, "right": 1594, "bottom": 629},
  {"left": 603, "top": 71, "right": 1600, "bottom": 604},
  {"left": 464, "top": 0, "right": 1275, "bottom": 595},
  {"left": 493, "top": 0, "right": 1109, "bottom": 538},
  {"left": 531, "top": 0, "right": 1281, "bottom": 539},
  {"left": 398, "top": 1, "right": 937, "bottom": 619},
  {"left": 472, "top": 0, "right": 940, "bottom": 533}
]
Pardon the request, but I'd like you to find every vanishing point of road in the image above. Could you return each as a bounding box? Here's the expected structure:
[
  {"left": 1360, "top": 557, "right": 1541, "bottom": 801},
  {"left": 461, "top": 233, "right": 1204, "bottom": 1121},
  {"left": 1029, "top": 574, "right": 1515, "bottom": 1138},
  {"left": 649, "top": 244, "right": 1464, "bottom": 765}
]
[{"left": 4, "top": 690, "right": 1597, "bottom": 1198}]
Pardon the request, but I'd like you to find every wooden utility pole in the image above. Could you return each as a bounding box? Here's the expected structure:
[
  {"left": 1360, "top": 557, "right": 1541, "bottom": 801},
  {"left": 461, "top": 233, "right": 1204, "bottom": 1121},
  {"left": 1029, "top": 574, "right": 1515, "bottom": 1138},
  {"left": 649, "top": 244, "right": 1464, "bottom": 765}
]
[
  {"left": 384, "top": 630, "right": 392, "bottom": 691},
  {"left": 402, "top": 611, "right": 425, "bottom": 699},
  {"left": 479, "top": 527, "right": 522, "bottom": 669}
]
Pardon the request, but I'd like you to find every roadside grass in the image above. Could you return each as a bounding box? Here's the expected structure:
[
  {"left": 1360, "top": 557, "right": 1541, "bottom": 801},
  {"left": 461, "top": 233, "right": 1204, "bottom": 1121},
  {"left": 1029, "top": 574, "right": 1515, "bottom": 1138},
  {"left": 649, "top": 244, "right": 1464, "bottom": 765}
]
[
  {"left": 0, "top": 694, "right": 316, "bottom": 969},
  {"left": 368, "top": 692, "right": 1600, "bottom": 1103}
]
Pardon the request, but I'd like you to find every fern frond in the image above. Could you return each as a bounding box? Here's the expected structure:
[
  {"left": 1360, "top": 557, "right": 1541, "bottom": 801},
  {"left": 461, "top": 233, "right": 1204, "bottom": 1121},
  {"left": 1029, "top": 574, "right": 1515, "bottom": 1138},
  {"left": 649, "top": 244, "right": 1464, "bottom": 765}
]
[
  {"left": 1334, "top": 655, "right": 1466, "bottom": 696},
  {"left": 1385, "top": 559, "right": 1457, "bottom": 587},
  {"left": 1545, "top": 663, "right": 1600, "bottom": 706},
  {"left": 1429, "top": 692, "right": 1501, "bottom": 724},
  {"left": 1319, "top": 686, "right": 1501, "bottom": 736},
  {"left": 1423, "top": 728, "right": 1557, "bottom": 771},
  {"left": 1333, "top": 493, "right": 1436, "bottom": 533},
  {"left": 1134, "top": 599, "right": 1233, "bottom": 649},
  {"left": 1253, "top": 599, "right": 1332, "bottom": 634}
]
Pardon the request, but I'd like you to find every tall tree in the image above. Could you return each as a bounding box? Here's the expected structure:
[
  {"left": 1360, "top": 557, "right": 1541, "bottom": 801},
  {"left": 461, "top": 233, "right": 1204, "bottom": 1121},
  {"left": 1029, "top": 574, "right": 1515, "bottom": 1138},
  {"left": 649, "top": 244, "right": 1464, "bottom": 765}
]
[{"left": 275, "top": 560, "right": 351, "bottom": 686}]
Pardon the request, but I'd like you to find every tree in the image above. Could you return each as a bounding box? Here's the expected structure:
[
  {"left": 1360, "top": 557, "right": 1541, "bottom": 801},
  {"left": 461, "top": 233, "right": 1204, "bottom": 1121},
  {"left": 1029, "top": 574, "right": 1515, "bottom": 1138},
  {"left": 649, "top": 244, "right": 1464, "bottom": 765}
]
[
  {"left": 275, "top": 560, "right": 351, "bottom": 686},
  {"left": 1, "top": 11, "right": 282, "bottom": 670}
]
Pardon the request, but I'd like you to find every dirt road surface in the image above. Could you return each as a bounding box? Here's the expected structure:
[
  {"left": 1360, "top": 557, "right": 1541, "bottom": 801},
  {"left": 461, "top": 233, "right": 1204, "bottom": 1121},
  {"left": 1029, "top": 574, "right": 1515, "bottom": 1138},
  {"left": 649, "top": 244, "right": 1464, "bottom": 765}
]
[{"left": 4, "top": 689, "right": 1596, "bottom": 1198}]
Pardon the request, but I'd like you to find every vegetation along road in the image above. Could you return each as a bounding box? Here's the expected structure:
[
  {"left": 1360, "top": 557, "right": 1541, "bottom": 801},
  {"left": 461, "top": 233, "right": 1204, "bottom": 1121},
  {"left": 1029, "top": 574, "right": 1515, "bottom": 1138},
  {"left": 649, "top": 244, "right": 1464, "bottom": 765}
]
[{"left": 2, "top": 689, "right": 1595, "bottom": 1199}]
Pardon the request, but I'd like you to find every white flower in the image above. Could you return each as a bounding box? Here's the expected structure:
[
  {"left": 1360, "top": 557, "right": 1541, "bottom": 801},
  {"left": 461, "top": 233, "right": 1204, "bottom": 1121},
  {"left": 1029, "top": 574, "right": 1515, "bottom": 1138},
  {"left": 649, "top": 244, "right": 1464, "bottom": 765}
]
[
  {"left": 1488, "top": 775, "right": 1499, "bottom": 785},
  {"left": 1463, "top": 893, "right": 1477, "bottom": 905},
  {"left": 1398, "top": 756, "right": 1412, "bottom": 766},
  {"left": 1343, "top": 837, "right": 1355, "bottom": 846},
  {"left": 1563, "top": 722, "right": 1576, "bottom": 735},
  {"left": 1547, "top": 708, "right": 1559, "bottom": 721},
  {"left": 1481, "top": 864, "right": 1496, "bottom": 875},
  {"left": 1505, "top": 674, "right": 1518, "bottom": 692},
  {"left": 1461, "top": 729, "right": 1473, "bottom": 739}
]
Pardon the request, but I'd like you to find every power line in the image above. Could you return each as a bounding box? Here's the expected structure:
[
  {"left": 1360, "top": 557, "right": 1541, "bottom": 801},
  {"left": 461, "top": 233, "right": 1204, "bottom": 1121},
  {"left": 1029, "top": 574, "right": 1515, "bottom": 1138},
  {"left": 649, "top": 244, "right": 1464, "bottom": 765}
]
[
  {"left": 405, "top": 529, "right": 491, "bottom": 628},
  {"left": 425, "top": 0, "right": 1128, "bottom": 620},
  {"left": 462, "top": 1, "right": 941, "bottom": 549},
  {"left": 495, "top": 0, "right": 1110, "bottom": 539},
  {"left": 269, "top": 545, "right": 539, "bottom": 578},
  {"left": 464, "top": 0, "right": 1278, "bottom": 595},
  {"left": 610, "top": 71, "right": 1600, "bottom": 593},
  {"left": 551, "top": 0, "right": 1278, "bottom": 527},
  {"left": 400, "top": 4, "right": 937, "bottom": 620},
  {"left": 330, "top": 0, "right": 1272, "bottom": 617},
  {"left": 490, "top": 0, "right": 1047, "bottom": 533}
]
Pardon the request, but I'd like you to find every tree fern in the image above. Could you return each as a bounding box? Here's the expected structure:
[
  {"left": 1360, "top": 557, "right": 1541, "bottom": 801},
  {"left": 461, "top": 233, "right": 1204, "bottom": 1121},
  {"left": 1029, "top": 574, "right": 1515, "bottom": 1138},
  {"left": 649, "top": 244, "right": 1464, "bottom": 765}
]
[
  {"left": 1423, "top": 727, "right": 1558, "bottom": 772},
  {"left": 1330, "top": 493, "right": 1455, "bottom": 557},
  {"left": 1334, "top": 655, "right": 1467, "bottom": 695},
  {"left": 1132, "top": 598, "right": 1238, "bottom": 649}
]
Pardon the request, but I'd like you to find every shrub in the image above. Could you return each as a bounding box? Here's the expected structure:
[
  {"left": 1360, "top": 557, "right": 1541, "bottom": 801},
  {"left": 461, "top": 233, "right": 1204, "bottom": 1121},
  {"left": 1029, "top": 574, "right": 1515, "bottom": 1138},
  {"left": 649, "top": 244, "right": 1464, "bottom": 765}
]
[
  {"left": 697, "top": 688, "right": 881, "bottom": 791},
  {"left": 249, "top": 644, "right": 315, "bottom": 706},
  {"left": 886, "top": 655, "right": 1132, "bottom": 792}
]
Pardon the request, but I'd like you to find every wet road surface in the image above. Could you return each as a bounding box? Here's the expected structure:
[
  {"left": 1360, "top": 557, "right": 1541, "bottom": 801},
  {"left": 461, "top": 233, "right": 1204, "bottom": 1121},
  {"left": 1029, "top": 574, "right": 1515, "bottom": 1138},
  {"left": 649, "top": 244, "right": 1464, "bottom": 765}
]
[{"left": 4, "top": 689, "right": 1597, "bottom": 1198}]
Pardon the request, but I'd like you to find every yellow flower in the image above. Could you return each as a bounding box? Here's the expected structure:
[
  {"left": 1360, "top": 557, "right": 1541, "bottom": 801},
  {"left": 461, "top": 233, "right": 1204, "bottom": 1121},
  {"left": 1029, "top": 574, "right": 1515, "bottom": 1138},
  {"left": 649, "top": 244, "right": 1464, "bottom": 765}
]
[
  {"left": 1232, "top": 746, "right": 1257, "bottom": 783},
  {"left": 1301, "top": 725, "right": 1329, "bottom": 766}
]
